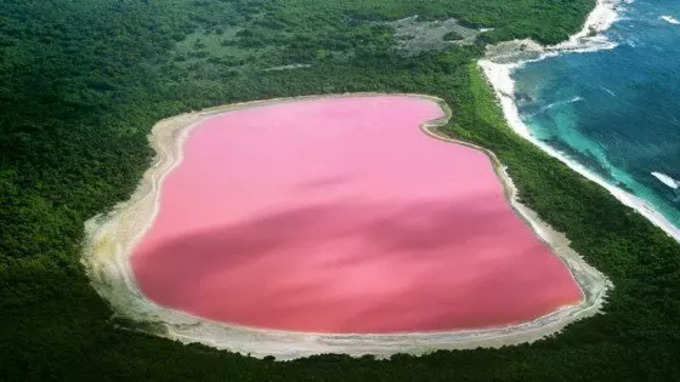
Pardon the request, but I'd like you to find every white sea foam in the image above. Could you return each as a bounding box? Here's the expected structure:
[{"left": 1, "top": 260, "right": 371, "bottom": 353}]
[
  {"left": 531, "top": 97, "right": 584, "bottom": 117},
  {"left": 554, "top": 96, "right": 584, "bottom": 107},
  {"left": 479, "top": 0, "right": 680, "bottom": 241},
  {"left": 481, "top": 0, "right": 620, "bottom": 68},
  {"left": 652, "top": 172, "right": 679, "bottom": 189},
  {"left": 553, "top": 0, "right": 621, "bottom": 51},
  {"left": 601, "top": 86, "right": 616, "bottom": 96},
  {"left": 660, "top": 15, "right": 680, "bottom": 25}
]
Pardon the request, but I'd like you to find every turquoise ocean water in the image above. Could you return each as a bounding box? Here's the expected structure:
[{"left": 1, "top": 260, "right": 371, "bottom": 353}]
[{"left": 512, "top": 0, "right": 680, "bottom": 229}]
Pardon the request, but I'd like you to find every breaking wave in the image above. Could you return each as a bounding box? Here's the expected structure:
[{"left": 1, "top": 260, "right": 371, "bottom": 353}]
[
  {"left": 652, "top": 172, "right": 679, "bottom": 189},
  {"left": 660, "top": 15, "right": 680, "bottom": 25}
]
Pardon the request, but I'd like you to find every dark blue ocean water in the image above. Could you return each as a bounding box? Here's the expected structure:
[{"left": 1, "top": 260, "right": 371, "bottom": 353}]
[{"left": 513, "top": 0, "right": 680, "bottom": 229}]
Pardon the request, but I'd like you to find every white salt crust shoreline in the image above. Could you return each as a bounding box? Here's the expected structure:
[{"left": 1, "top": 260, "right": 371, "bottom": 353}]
[
  {"left": 478, "top": 0, "right": 680, "bottom": 242},
  {"left": 82, "top": 93, "right": 610, "bottom": 360}
]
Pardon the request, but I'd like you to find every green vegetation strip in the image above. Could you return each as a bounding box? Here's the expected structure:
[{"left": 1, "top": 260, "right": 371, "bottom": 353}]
[{"left": 1, "top": 0, "right": 679, "bottom": 380}]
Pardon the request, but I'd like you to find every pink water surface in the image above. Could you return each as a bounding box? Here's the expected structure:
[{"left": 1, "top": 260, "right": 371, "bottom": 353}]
[{"left": 131, "top": 96, "right": 582, "bottom": 333}]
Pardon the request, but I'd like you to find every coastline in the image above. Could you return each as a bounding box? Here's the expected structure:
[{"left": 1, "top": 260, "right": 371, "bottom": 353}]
[
  {"left": 478, "top": 0, "right": 680, "bottom": 242},
  {"left": 82, "top": 93, "right": 610, "bottom": 360}
]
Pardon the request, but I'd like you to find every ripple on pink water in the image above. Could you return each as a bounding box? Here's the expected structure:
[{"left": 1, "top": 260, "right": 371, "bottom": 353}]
[{"left": 131, "top": 96, "right": 582, "bottom": 333}]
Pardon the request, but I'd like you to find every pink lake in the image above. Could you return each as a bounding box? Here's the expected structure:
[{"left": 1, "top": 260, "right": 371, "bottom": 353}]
[{"left": 131, "top": 96, "right": 582, "bottom": 333}]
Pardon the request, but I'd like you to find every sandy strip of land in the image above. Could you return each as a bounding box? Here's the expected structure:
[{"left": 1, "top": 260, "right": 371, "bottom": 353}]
[
  {"left": 82, "top": 93, "right": 611, "bottom": 360},
  {"left": 478, "top": 0, "right": 680, "bottom": 242}
]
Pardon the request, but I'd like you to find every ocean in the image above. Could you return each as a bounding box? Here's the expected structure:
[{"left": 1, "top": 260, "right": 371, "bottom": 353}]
[{"left": 510, "top": 0, "right": 680, "bottom": 235}]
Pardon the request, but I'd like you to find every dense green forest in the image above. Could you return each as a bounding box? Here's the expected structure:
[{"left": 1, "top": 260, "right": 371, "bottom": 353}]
[{"left": 1, "top": 0, "right": 679, "bottom": 380}]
